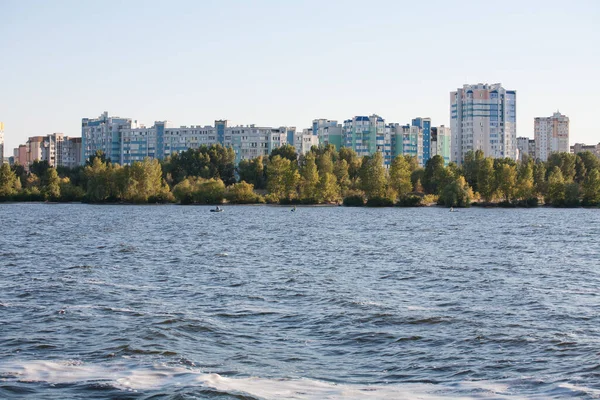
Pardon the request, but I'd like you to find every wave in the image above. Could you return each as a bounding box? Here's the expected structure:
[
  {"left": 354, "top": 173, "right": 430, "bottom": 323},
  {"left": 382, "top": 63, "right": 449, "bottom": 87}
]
[{"left": 0, "top": 360, "right": 597, "bottom": 399}]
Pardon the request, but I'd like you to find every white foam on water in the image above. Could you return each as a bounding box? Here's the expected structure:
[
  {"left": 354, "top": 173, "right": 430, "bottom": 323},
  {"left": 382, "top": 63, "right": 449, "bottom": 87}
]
[
  {"left": 0, "top": 360, "right": 594, "bottom": 399},
  {"left": 557, "top": 382, "right": 600, "bottom": 397}
]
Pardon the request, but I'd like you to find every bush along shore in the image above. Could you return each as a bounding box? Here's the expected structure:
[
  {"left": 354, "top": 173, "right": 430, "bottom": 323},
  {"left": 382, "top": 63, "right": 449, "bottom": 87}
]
[{"left": 1, "top": 145, "right": 600, "bottom": 208}]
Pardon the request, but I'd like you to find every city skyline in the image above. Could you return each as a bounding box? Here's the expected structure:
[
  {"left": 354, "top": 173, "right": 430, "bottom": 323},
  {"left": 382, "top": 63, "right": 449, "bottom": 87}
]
[{"left": 1, "top": 0, "right": 599, "bottom": 152}]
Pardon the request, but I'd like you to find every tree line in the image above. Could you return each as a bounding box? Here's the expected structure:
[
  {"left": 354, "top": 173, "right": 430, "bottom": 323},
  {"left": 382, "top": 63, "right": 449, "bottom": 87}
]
[{"left": 1, "top": 144, "right": 600, "bottom": 207}]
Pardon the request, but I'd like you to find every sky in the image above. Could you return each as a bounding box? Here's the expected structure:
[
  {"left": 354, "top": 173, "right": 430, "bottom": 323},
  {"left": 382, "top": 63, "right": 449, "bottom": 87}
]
[{"left": 1, "top": 0, "right": 599, "bottom": 154}]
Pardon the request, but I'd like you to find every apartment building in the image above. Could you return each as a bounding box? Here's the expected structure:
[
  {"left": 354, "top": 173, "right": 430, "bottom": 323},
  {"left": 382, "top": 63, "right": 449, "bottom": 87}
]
[
  {"left": 534, "top": 111, "right": 569, "bottom": 161},
  {"left": 451, "top": 83, "right": 517, "bottom": 165}
]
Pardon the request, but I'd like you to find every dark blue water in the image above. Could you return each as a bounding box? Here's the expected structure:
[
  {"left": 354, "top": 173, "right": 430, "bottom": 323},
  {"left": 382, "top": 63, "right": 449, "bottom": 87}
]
[{"left": 1, "top": 204, "right": 599, "bottom": 399}]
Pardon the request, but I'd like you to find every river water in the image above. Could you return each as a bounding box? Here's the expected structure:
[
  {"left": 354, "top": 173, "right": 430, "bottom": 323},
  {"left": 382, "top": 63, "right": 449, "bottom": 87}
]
[{"left": 0, "top": 204, "right": 599, "bottom": 399}]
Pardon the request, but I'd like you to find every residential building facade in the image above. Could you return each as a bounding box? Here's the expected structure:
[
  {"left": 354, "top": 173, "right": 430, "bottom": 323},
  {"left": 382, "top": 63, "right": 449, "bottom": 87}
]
[
  {"left": 343, "top": 115, "right": 392, "bottom": 166},
  {"left": 294, "top": 129, "right": 319, "bottom": 155},
  {"left": 451, "top": 83, "right": 517, "bottom": 165},
  {"left": 517, "top": 137, "right": 536, "bottom": 161},
  {"left": 14, "top": 145, "right": 27, "bottom": 166},
  {"left": 534, "top": 111, "right": 569, "bottom": 161},
  {"left": 119, "top": 117, "right": 291, "bottom": 165},
  {"left": 411, "top": 118, "right": 431, "bottom": 164},
  {"left": 61, "top": 137, "right": 82, "bottom": 168},
  {"left": 390, "top": 124, "right": 424, "bottom": 166},
  {"left": 82, "top": 111, "right": 133, "bottom": 164},
  {"left": 312, "top": 119, "right": 343, "bottom": 150},
  {"left": 26, "top": 136, "right": 44, "bottom": 167},
  {"left": 17, "top": 134, "right": 82, "bottom": 169},
  {"left": 571, "top": 143, "right": 600, "bottom": 157},
  {"left": 431, "top": 125, "right": 451, "bottom": 165}
]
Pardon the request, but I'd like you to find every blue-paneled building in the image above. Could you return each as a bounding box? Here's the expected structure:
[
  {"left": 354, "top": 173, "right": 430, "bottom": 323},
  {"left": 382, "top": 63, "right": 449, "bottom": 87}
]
[{"left": 411, "top": 117, "right": 431, "bottom": 165}]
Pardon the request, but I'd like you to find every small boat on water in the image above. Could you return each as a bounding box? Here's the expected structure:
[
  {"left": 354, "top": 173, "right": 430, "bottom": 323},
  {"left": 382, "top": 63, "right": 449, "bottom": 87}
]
[{"left": 210, "top": 206, "right": 224, "bottom": 213}]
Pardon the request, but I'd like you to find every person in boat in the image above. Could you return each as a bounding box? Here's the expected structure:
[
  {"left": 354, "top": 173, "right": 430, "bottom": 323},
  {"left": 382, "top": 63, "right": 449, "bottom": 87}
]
[
  {"left": 292, "top": 206, "right": 296, "bottom": 212},
  {"left": 215, "top": 206, "right": 221, "bottom": 211},
  {"left": 450, "top": 207, "right": 454, "bottom": 212}
]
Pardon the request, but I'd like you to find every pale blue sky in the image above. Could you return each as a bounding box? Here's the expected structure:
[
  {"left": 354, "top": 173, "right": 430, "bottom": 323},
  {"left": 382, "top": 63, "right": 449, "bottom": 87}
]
[{"left": 1, "top": 0, "right": 599, "bottom": 153}]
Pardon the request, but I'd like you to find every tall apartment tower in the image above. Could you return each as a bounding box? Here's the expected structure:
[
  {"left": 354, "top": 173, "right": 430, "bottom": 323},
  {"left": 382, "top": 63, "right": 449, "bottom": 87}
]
[
  {"left": 534, "top": 111, "right": 569, "bottom": 161},
  {"left": 450, "top": 83, "right": 517, "bottom": 165}
]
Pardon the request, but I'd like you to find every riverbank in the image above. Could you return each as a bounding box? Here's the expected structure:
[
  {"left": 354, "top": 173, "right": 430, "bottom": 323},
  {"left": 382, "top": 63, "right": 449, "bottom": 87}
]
[{"left": 1, "top": 199, "right": 598, "bottom": 208}]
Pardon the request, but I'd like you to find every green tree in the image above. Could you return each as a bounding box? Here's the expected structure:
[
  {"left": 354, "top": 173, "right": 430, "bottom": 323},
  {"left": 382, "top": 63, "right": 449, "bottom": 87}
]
[
  {"left": 422, "top": 155, "right": 446, "bottom": 194},
  {"left": 439, "top": 175, "right": 474, "bottom": 207},
  {"left": 193, "top": 178, "right": 225, "bottom": 204},
  {"left": 225, "top": 181, "right": 264, "bottom": 204},
  {"left": 515, "top": 161, "right": 535, "bottom": 200},
  {"left": 269, "top": 144, "right": 297, "bottom": 162},
  {"left": 86, "top": 150, "right": 111, "bottom": 166},
  {"left": 477, "top": 158, "right": 496, "bottom": 202},
  {"left": 389, "top": 155, "right": 412, "bottom": 199},
  {"left": 59, "top": 178, "right": 86, "bottom": 202},
  {"left": 25, "top": 173, "right": 40, "bottom": 189},
  {"left": 359, "top": 152, "right": 387, "bottom": 199},
  {"left": 403, "top": 155, "right": 420, "bottom": 172},
  {"left": 237, "top": 156, "right": 266, "bottom": 189},
  {"left": 462, "top": 150, "right": 484, "bottom": 192},
  {"left": 564, "top": 183, "right": 580, "bottom": 207},
  {"left": 411, "top": 168, "right": 425, "bottom": 192},
  {"left": 84, "top": 157, "right": 112, "bottom": 202},
  {"left": 172, "top": 177, "right": 225, "bottom": 204},
  {"left": 338, "top": 147, "right": 361, "bottom": 180},
  {"left": 574, "top": 155, "right": 587, "bottom": 184},
  {"left": 0, "top": 163, "right": 20, "bottom": 199},
  {"left": 316, "top": 151, "right": 334, "bottom": 176},
  {"left": 533, "top": 162, "right": 547, "bottom": 197},
  {"left": 162, "top": 145, "right": 236, "bottom": 185},
  {"left": 42, "top": 168, "right": 61, "bottom": 201},
  {"left": 30, "top": 160, "right": 50, "bottom": 179},
  {"left": 582, "top": 169, "right": 600, "bottom": 206},
  {"left": 333, "top": 159, "right": 351, "bottom": 193},
  {"left": 546, "top": 166, "right": 566, "bottom": 206},
  {"left": 299, "top": 152, "right": 319, "bottom": 203},
  {"left": 577, "top": 151, "right": 600, "bottom": 174},
  {"left": 547, "top": 153, "right": 576, "bottom": 183},
  {"left": 123, "top": 158, "right": 172, "bottom": 203},
  {"left": 267, "top": 155, "right": 299, "bottom": 202},
  {"left": 317, "top": 172, "right": 341, "bottom": 203},
  {"left": 11, "top": 164, "right": 27, "bottom": 188},
  {"left": 496, "top": 163, "right": 517, "bottom": 202}
]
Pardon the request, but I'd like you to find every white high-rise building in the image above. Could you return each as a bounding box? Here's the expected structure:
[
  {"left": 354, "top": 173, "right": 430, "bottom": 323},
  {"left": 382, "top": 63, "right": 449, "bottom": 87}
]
[
  {"left": 450, "top": 83, "right": 517, "bottom": 165},
  {"left": 534, "top": 111, "right": 569, "bottom": 161}
]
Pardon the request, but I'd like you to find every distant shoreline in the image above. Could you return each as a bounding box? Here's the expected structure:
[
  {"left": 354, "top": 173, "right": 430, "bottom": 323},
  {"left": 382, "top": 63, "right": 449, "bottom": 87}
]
[{"left": 0, "top": 201, "right": 597, "bottom": 209}]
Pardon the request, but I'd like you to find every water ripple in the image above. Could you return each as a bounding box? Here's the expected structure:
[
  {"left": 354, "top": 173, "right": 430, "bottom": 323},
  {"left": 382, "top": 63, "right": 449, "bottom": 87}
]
[{"left": 1, "top": 204, "right": 600, "bottom": 399}]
